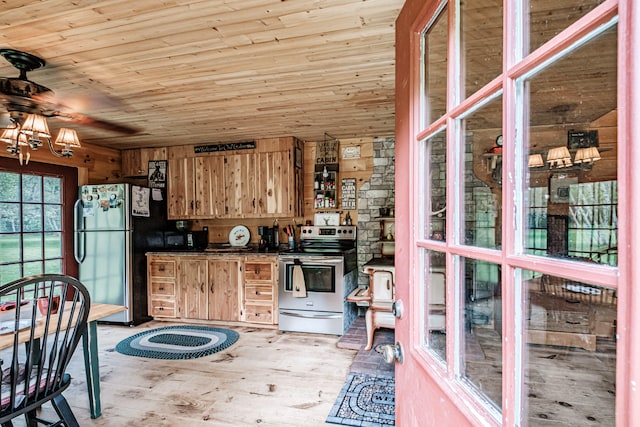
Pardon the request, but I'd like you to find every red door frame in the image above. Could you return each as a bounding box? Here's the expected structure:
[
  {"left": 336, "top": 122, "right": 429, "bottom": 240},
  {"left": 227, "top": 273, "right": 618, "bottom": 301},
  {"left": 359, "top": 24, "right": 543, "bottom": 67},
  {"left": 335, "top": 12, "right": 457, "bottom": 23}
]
[{"left": 394, "top": 0, "right": 638, "bottom": 425}]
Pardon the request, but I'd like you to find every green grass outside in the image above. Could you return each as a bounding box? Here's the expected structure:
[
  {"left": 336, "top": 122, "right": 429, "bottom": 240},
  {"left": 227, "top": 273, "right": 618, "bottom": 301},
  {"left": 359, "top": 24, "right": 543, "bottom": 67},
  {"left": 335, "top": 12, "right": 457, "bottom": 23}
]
[{"left": 0, "top": 233, "right": 62, "bottom": 285}]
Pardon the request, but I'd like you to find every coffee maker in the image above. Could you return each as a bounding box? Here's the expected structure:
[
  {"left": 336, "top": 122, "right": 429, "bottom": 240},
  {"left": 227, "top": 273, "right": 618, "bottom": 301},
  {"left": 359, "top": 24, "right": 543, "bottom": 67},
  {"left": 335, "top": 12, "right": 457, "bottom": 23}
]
[{"left": 258, "top": 226, "right": 279, "bottom": 251}]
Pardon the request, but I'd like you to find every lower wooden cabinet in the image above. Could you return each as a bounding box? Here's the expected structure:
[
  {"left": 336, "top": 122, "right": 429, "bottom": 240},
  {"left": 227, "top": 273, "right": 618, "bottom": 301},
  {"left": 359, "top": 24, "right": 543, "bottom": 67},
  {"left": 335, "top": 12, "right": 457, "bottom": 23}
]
[
  {"left": 208, "top": 257, "right": 241, "bottom": 321},
  {"left": 147, "top": 256, "right": 178, "bottom": 318},
  {"left": 242, "top": 257, "right": 278, "bottom": 325},
  {"left": 148, "top": 254, "right": 273, "bottom": 324},
  {"left": 177, "top": 257, "right": 208, "bottom": 319}
]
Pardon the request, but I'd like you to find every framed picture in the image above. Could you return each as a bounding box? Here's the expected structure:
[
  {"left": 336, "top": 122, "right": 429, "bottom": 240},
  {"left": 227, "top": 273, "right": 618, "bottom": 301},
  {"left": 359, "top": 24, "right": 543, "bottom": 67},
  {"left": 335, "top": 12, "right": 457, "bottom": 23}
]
[
  {"left": 567, "top": 130, "right": 599, "bottom": 149},
  {"left": 148, "top": 160, "right": 167, "bottom": 188}
]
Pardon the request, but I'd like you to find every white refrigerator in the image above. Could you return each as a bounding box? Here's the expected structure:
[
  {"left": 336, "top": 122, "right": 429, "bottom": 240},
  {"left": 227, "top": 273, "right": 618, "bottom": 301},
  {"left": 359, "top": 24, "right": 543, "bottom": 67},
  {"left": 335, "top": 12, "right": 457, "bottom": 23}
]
[{"left": 74, "top": 183, "right": 165, "bottom": 324}]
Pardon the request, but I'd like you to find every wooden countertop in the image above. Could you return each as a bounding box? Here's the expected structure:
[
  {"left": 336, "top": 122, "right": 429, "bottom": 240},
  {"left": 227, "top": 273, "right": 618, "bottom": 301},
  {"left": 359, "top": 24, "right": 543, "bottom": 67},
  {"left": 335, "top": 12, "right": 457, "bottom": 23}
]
[{"left": 146, "top": 250, "right": 280, "bottom": 257}]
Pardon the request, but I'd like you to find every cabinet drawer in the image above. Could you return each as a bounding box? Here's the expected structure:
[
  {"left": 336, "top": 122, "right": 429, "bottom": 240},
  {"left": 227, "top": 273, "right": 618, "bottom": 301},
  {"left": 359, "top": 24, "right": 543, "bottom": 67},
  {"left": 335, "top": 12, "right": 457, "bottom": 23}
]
[
  {"left": 245, "top": 285, "right": 273, "bottom": 302},
  {"left": 244, "top": 262, "right": 273, "bottom": 281},
  {"left": 150, "top": 281, "right": 175, "bottom": 296},
  {"left": 150, "top": 299, "right": 176, "bottom": 318},
  {"left": 244, "top": 304, "right": 274, "bottom": 324},
  {"left": 149, "top": 260, "right": 176, "bottom": 277}
]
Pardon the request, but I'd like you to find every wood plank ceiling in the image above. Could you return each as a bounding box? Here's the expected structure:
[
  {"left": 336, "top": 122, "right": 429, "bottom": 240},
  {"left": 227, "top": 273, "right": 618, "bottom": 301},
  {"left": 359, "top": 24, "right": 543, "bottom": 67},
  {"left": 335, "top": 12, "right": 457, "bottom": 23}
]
[{"left": 0, "top": 0, "right": 404, "bottom": 150}]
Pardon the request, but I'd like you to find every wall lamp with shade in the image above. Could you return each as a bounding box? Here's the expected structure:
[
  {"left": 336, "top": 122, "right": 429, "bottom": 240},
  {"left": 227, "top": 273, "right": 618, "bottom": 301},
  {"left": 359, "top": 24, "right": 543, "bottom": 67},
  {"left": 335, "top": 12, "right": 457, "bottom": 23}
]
[
  {"left": 573, "top": 146, "right": 601, "bottom": 164},
  {"left": 1, "top": 113, "right": 81, "bottom": 165},
  {"left": 546, "top": 146, "right": 573, "bottom": 168},
  {"left": 527, "top": 146, "right": 603, "bottom": 170}
]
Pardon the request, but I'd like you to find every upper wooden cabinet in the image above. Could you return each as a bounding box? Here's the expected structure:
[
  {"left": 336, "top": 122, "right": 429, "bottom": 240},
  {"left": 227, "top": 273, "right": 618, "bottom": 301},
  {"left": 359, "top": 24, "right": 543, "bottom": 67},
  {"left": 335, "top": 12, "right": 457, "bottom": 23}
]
[
  {"left": 121, "top": 147, "right": 167, "bottom": 177},
  {"left": 167, "top": 137, "right": 303, "bottom": 220}
]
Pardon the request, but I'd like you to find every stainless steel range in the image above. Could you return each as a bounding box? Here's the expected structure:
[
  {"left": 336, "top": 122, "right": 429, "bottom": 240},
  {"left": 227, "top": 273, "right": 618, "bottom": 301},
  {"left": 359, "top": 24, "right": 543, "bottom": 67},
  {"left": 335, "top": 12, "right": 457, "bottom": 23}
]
[{"left": 278, "top": 225, "right": 358, "bottom": 335}]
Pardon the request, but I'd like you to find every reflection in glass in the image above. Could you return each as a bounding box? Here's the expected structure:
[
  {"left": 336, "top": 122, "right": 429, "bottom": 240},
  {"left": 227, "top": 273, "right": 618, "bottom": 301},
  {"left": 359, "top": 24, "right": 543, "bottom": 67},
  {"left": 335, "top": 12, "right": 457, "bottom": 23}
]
[
  {"left": 461, "top": 95, "right": 502, "bottom": 249},
  {"left": 23, "top": 204, "right": 43, "bottom": 232},
  {"left": 523, "top": 270, "right": 616, "bottom": 425},
  {"left": 462, "top": 257, "right": 502, "bottom": 410},
  {"left": 422, "top": 5, "right": 448, "bottom": 126},
  {"left": 0, "top": 203, "right": 20, "bottom": 233},
  {"left": 22, "top": 175, "right": 42, "bottom": 203},
  {"left": 525, "top": 25, "right": 617, "bottom": 266},
  {"left": 424, "top": 249, "right": 446, "bottom": 361},
  {"left": 0, "top": 264, "right": 21, "bottom": 285},
  {"left": 43, "top": 177, "right": 62, "bottom": 204},
  {"left": 44, "top": 232, "right": 62, "bottom": 259},
  {"left": 0, "top": 172, "right": 20, "bottom": 202},
  {"left": 22, "top": 261, "right": 42, "bottom": 277},
  {"left": 461, "top": 0, "right": 503, "bottom": 99},
  {"left": 423, "top": 130, "right": 447, "bottom": 241},
  {"left": 44, "top": 259, "right": 62, "bottom": 275},
  {"left": 0, "top": 232, "right": 20, "bottom": 263},
  {"left": 23, "top": 233, "right": 43, "bottom": 262},
  {"left": 529, "top": 0, "right": 605, "bottom": 54},
  {"left": 44, "top": 205, "right": 62, "bottom": 232}
]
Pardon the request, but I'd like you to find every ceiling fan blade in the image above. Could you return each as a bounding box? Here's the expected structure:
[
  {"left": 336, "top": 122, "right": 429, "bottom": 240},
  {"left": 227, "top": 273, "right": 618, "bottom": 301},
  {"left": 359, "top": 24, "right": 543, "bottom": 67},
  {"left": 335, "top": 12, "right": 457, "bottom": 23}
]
[{"left": 50, "top": 111, "right": 140, "bottom": 135}]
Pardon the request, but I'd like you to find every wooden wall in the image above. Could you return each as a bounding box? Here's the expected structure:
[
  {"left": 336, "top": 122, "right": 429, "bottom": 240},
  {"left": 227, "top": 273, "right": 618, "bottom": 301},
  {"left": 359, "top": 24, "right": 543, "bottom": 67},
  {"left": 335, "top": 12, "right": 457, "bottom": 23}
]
[{"left": 0, "top": 142, "right": 122, "bottom": 185}]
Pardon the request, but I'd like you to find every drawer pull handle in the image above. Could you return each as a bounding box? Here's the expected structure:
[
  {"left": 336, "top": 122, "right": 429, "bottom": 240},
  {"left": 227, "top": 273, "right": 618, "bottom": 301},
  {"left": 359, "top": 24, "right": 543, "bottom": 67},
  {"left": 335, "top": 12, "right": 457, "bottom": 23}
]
[
  {"left": 159, "top": 266, "right": 165, "bottom": 271},
  {"left": 159, "top": 287, "right": 164, "bottom": 291},
  {"left": 255, "top": 291, "right": 261, "bottom": 295},
  {"left": 255, "top": 268, "right": 259, "bottom": 275}
]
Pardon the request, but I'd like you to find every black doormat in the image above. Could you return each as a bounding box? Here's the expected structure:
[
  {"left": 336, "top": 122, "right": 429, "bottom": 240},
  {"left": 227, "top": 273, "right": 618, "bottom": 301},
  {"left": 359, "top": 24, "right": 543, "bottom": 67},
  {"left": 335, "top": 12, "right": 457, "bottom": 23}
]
[
  {"left": 326, "top": 372, "right": 395, "bottom": 426},
  {"left": 115, "top": 325, "right": 238, "bottom": 360}
]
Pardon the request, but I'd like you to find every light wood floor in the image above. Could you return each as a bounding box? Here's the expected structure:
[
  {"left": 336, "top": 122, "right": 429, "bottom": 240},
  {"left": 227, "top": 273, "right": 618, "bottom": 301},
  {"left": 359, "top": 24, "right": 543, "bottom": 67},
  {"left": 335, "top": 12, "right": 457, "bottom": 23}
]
[{"left": 20, "top": 321, "right": 358, "bottom": 426}]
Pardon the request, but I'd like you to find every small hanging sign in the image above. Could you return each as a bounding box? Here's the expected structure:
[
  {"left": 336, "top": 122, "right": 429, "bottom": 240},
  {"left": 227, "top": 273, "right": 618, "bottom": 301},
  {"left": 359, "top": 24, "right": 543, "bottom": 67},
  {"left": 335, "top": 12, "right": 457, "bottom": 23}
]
[{"left": 341, "top": 178, "right": 357, "bottom": 210}]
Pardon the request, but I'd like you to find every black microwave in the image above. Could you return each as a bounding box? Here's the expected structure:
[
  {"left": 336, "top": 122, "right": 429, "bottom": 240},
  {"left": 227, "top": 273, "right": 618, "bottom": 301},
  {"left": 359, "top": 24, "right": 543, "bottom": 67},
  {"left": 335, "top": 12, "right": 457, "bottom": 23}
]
[{"left": 163, "top": 230, "right": 208, "bottom": 250}]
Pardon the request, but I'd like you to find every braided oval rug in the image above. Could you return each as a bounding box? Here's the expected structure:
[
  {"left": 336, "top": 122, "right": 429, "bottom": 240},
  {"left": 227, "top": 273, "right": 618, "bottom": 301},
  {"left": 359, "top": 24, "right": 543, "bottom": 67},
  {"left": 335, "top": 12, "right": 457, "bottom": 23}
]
[{"left": 115, "top": 325, "right": 239, "bottom": 360}]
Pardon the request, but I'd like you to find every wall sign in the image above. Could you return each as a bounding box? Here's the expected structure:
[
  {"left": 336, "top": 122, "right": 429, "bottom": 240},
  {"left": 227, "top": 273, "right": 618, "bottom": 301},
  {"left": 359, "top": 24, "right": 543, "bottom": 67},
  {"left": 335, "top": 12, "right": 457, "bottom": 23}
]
[
  {"left": 194, "top": 141, "right": 256, "bottom": 153},
  {"left": 148, "top": 160, "right": 167, "bottom": 189},
  {"left": 342, "top": 145, "right": 361, "bottom": 159},
  {"left": 341, "top": 178, "right": 357, "bottom": 210}
]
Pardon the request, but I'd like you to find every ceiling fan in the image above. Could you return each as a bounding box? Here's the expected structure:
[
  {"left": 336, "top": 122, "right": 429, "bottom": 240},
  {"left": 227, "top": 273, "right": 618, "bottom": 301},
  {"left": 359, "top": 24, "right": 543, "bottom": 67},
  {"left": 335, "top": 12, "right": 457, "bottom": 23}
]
[{"left": 0, "top": 48, "right": 139, "bottom": 135}]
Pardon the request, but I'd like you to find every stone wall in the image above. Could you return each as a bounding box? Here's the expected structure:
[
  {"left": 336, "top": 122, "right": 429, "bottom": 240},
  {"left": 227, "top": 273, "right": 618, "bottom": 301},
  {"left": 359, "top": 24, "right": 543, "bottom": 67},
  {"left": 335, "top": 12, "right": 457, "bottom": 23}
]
[{"left": 356, "top": 136, "right": 396, "bottom": 286}]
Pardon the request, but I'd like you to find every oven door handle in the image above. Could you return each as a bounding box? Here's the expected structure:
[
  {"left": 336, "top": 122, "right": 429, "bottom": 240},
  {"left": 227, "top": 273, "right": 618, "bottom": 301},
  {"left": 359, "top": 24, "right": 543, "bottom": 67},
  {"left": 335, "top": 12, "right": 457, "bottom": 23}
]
[
  {"left": 279, "top": 257, "right": 343, "bottom": 265},
  {"left": 279, "top": 311, "right": 342, "bottom": 319}
]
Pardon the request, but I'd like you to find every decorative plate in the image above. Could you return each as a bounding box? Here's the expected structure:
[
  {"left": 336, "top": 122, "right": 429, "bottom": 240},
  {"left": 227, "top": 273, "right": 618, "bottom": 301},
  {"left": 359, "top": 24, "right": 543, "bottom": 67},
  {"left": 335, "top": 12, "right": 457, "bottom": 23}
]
[{"left": 229, "top": 225, "right": 250, "bottom": 247}]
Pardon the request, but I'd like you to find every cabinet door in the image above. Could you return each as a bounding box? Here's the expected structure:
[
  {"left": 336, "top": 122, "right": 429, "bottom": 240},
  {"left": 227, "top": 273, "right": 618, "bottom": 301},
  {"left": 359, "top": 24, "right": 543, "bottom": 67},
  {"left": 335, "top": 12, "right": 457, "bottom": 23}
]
[
  {"left": 178, "top": 258, "right": 208, "bottom": 319},
  {"left": 195, "top": 156, "right": 226, "bottom": 218},
  {"left": 256, "top": 151, "right": 293, "bottom": 216},
  {"left": 122, "top": 148, "right": 167, "bottom": 177},
  {"left": 208, "top": 258, "right": 241, "bottom": 321},
  {"left": 167, "top": 157, "right": 196, "bottom": 219},
  {"left": 223, "top": 153, "right": 257, "bottom": 217}
]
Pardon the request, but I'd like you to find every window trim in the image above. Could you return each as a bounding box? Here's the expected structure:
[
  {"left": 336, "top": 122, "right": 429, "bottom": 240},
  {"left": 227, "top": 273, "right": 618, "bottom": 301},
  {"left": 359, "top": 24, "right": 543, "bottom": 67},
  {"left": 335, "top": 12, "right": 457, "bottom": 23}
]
[{"left": 0, "top": 157, "right": 78, "bottom": 280}]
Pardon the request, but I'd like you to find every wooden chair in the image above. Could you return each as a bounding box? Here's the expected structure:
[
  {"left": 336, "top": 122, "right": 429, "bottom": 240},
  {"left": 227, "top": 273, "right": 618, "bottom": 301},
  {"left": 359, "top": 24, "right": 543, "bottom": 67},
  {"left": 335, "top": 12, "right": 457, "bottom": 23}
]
[{"left": 0, "top": 274, "right": 90, "bottom": 427}]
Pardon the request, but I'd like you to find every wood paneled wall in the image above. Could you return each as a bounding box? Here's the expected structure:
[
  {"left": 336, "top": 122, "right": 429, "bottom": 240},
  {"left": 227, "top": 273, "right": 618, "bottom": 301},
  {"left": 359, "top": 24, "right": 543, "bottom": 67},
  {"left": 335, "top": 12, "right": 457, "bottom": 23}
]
[{"left": 0, "top": 142, "right": 122, "bottom": 185}]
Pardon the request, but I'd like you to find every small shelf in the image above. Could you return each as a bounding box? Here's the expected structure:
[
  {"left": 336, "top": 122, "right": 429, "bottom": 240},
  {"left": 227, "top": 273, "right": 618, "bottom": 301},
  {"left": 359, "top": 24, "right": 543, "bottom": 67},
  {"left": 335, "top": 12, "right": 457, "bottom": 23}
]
[{"left": 313, "top": 169, "right": 338, "bottom": 209}]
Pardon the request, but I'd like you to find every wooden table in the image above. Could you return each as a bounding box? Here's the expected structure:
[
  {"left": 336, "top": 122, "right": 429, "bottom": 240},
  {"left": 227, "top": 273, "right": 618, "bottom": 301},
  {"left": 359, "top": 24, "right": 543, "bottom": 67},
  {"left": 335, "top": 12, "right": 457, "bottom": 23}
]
[
  {"left": 0, "top": 303, "right": 126, "bottom": 419},
  {"left": 82, "top": 304, "right": 127, "bottom": 418}
]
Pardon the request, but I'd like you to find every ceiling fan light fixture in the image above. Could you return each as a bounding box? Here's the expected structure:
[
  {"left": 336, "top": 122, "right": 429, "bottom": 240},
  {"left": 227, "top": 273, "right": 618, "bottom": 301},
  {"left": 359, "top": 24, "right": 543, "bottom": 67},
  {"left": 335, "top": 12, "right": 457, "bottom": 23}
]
[
  {"left": 54, "top": 128, "right": 81, "bottom": 157},
  {"left": 20, "top": 114, "right": 50, "bottom": 150}
]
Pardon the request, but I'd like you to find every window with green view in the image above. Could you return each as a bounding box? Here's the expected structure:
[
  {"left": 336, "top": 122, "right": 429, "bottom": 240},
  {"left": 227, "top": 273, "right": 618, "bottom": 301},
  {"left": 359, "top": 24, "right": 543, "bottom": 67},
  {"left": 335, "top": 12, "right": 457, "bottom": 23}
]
[{"left": 0, "top": 172, "right": 64, "bottom": 284}]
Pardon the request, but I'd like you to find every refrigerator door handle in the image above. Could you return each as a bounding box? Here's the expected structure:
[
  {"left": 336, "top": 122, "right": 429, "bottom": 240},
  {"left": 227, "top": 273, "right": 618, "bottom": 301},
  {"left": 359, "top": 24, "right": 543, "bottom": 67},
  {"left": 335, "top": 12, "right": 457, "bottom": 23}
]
[{"left": 74, "top": 199, "right": 86, "bottom": 263}]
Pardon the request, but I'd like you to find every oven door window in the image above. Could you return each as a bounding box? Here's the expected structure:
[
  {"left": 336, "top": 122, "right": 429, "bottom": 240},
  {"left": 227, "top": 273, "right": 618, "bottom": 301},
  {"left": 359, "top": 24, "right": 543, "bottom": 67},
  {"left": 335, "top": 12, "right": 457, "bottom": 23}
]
[{"left": 285, "top": 264, "right": 335, "bottom": 293}]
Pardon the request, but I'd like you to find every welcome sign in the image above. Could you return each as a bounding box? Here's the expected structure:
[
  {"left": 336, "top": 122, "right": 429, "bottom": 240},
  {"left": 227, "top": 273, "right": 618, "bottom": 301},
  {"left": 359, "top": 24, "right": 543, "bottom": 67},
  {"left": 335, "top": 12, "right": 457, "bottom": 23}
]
[{"left": 194, "top": 141, "right": 256, "bottom": 153}]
